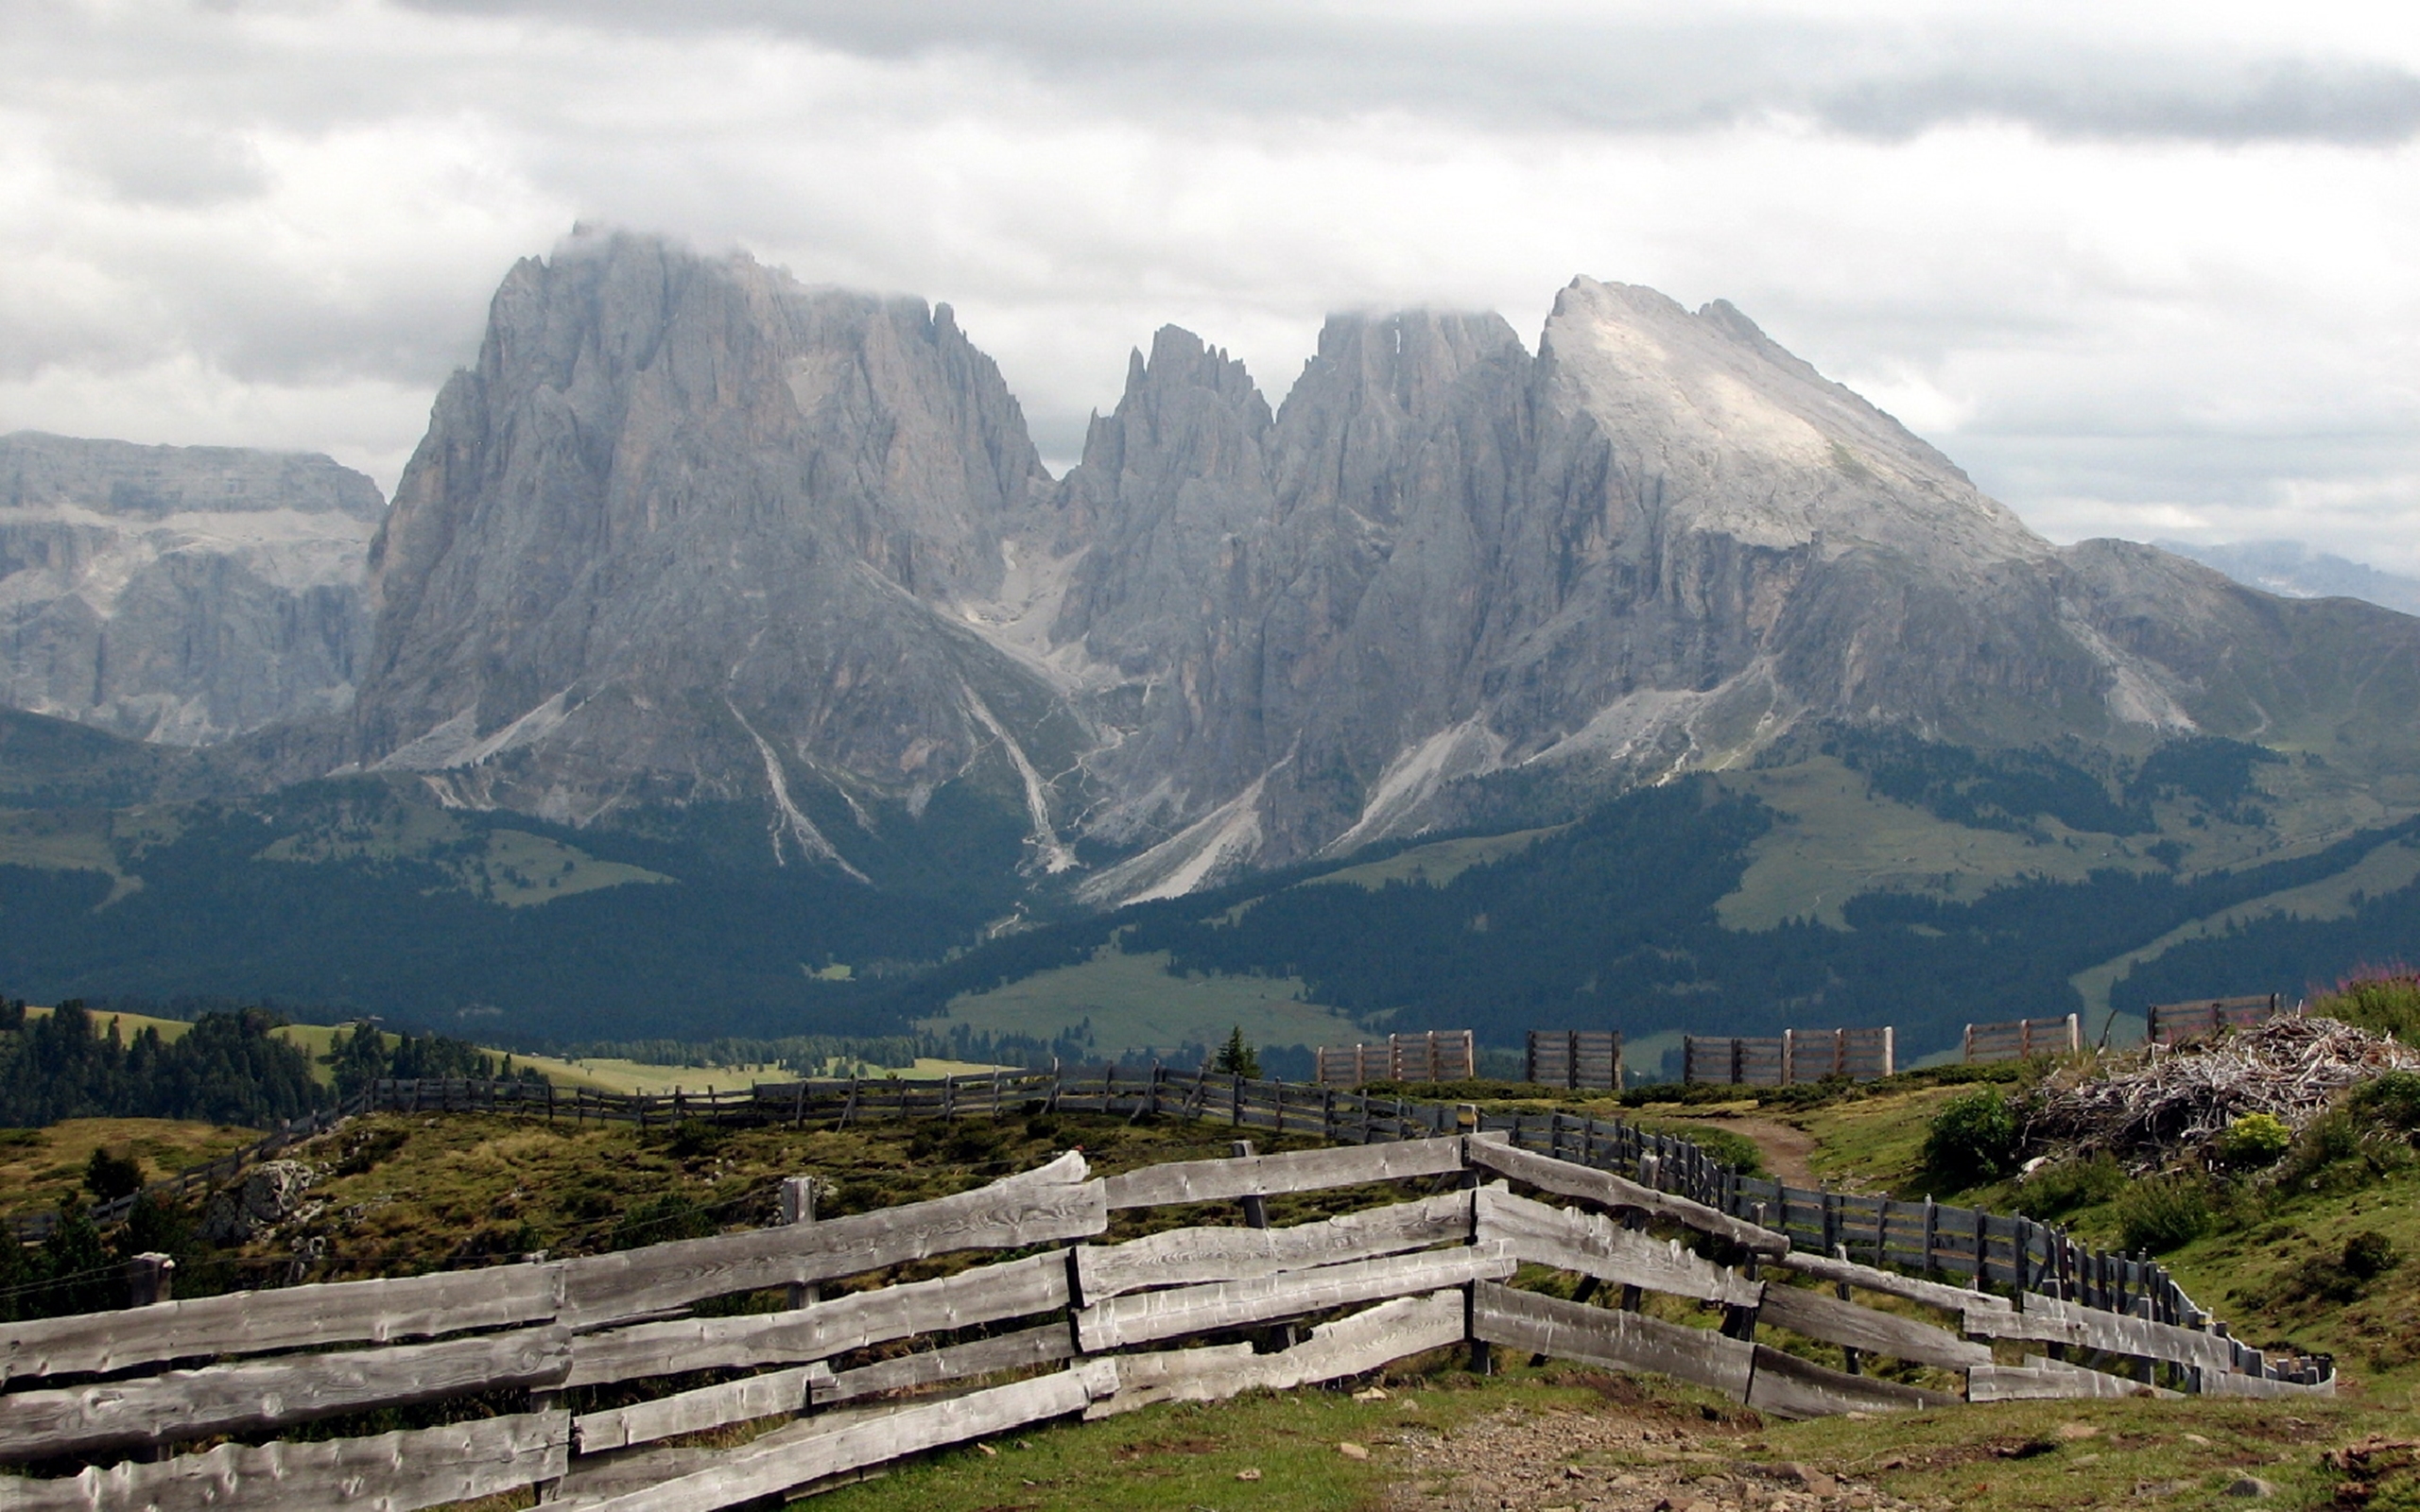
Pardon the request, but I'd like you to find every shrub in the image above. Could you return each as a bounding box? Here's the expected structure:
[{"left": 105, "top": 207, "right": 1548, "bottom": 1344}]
[
  {"left": 2309, "top": 966, "right": 2420, "bottom": 1040},
  {"left": 2343, "top": 1229, "right": 2400, "bottom": 1281},
  {"left": 2115, "top": 1176, "right": 2214, "bottom": 1254},
  {"left": 1922, "top": 1089, "right": 2022, "bottom": 1188},
  {"left": 83, "top": 1147, "right": 144, "bottom": 1203},
  {"left": 2015, "top": 1153, "right": 2127, "bottom": 1220},
  {"left": 2216, "top": 1113, "right": 2292, "bottom": 1169},
  {"left": 2350, "top": 1071, "right": 2420, "bottom": 1135}
]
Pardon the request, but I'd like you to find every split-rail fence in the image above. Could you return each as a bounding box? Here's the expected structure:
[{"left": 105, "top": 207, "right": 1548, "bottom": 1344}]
[{"left": 0, "top": 1067, "right": 2330, "bottom": 1512}]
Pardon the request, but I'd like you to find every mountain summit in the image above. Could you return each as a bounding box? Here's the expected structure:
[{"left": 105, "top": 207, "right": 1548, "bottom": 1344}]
[{"left": 345, "top": 232, "right": 2420, "bottom": 898}]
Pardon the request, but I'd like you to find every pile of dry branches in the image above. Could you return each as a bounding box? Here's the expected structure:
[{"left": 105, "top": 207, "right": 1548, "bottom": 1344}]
[{"left": 2027, "top": 1015, "right": 2420, "bottom": 1168}]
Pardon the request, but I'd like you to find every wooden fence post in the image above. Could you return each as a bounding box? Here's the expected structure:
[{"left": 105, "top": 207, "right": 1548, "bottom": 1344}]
[{"left": 126, "top": 1252, "right": 173, "bottom": 1308}]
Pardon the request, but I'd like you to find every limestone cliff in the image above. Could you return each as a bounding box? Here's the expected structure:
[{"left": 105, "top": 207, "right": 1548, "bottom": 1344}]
[
  {"left": 0, "top": 432, "right": 380, "bottom": 744},
  {"left": 342, "top": 235, "right": 2420, "bottom": 895}
]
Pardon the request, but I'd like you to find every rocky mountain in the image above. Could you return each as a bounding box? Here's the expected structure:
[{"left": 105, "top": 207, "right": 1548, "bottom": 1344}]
[
  {"left": 351, "top": 232, "right": 1081, "bottom": 868},
  {"left": 340, "top": 231, "right": 2420, "bottom": 902},
  {"left": 0, "top": 432, "right": 381, "bottom": 745}
]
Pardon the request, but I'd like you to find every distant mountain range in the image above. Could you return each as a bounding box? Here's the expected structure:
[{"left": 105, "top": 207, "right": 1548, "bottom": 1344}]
[
  {"left": 4, "top": 228, "right": 2419, "bottom": 1060},
  {"left": 2158, "top": 539, "right": 2420, "bottom": 618}
]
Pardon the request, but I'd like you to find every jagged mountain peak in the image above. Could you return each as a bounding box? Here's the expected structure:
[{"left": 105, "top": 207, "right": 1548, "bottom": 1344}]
[
  {"left": 1536, "top": 276, "right": 2040, "bottom": 564},
  {"left": 175, "top": 235, "right": 2419, "bottom": 903}
]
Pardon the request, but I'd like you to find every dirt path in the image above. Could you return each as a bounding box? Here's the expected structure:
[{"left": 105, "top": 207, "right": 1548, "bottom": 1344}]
[
  {"left": 1374, "top": 1388, "right": 1922, "bottom": 1512},
  {"left": 1655, "top": 1115, "right": 1821, "bottom": 1188}
]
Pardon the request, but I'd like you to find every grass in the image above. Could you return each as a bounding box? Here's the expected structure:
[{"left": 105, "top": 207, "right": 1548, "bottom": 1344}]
[
  {"left": 1298, "top": 827, "right": 1564, "bottom": 893},
  {"left": 708, "top": 1363, "right": 2418, "bottom": 1512},
  {"left": 925, "top": 943, "right": 1369, "bottom": 1061},
  {"left": 15, "top": 1005, "right": 987, "bottom": 1095},
  {"left": 28, "top": 1086, "right": 2420, "bottom": 1512},
  {"left": 0, "top": 1116, "right": 259, "bottom": 1218},
  {"left": 1712, "top": 753, "right": 2417, "bottom": 933},
  {"left": 2067, "top": 830, "right": 2420, "bottom": 1028},
  {"left": 197, "top": 1107, "right": 1373, "bottom": 1278}
]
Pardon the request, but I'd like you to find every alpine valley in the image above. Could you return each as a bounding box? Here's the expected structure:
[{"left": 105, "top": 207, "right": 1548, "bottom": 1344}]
[{"left": 6, "top": 228, "right": 2419, "bottom": 1069}]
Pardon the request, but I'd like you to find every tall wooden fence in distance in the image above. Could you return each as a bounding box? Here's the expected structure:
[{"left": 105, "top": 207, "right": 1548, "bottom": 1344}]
[
  {"left": 1682, "top": 1027, "right": 1893, "bottom": 1087},
  {"left": 1525, "top": 1030, "right": 1622, "bottom": 1091},
  {"left": 1962, "top": 1014, "right": 2080, "bottom": 1064},
  {"left": 2148, "top": 995, "right": 2287, "bottom": 1046},
  {"left": 0, "top": 1079, "right": 2332, "bottom": 1512},
  {"left": 1314, "top": 1030, "right": 1476, "bottom": 1086}
]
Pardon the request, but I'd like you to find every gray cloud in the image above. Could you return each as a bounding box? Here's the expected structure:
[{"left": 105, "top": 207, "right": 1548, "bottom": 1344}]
[
  {"left": 0, "top": 1, "right": 2413, "bottom": 581},
  {"left": 396, "top": 1, "right": 2420, "bottom": 146}
]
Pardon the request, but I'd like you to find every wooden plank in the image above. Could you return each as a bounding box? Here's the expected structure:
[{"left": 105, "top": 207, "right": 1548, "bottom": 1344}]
[
  {"left": 1962, "top": 1295, "right": 2234, "bottom": 1374},
  {"left": 0, "top": 1263, "right": 564, "bottom": 1384},
  {"left": 571, "top": 1364, "right": 1117, "bottom": 1512},
  {"left": 0, "top": 1328, "right": 571, "bottom": 1460},
  {"left": 1075, "top": 1191, "right": 1473, "bottom": 1301},
  {"left": 813, "top": 1324, "right": 1077, "bottom": 1406},
  {"left": 1464, "top": 1134, "right": 1786, "bottom": 1256},
  {"left": 575, "top": 1364, "right": 833, "bottom": 1453},
  {"left": 1744, "top": 1345, "right": 1960, "bottom": 1418},
  {"left": 1471, "top": 1282, "right": 1754, "bottom": 1400},
  {"left": 1098, "top": 1138, "right": 1464, "bottom": 1210},
  {"left": 1085, "top": 1289, "right": 1466, "bottom": 1418},
  {"left": 0, "top": 1411, "right": 570, "bottom": 1512},
  {"left": 1968, "top": 1358, "right": 2176, "bottom": 1402},
  {"left": 1756, "top": 1283, "right": 1991, "bottom": 1370},
  {"left": 2204, "top": 1367, "right": 2336, "bottom": 1399},
  {"left": 1474, "top": 1187, "right": 1761, "bottom": 1307},
  {"left": 1772, "top": 1247, "right": 2014, "bottom": 1318},
  {"left": 1074, "top": 1246, "right": 1514, "bottom": 1351},
  {"left": 560, "top": 1154, "right": 1100, "bottom": 1329},
  {"left": 568, "top": 1252, "right": 1068, "bottom": 1388}
]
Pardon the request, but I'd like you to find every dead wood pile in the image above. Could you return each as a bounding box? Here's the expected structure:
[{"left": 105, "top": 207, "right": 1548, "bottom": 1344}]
[{"left": 2027, "top": 1015, "right": 2420, "bottom": 1169}]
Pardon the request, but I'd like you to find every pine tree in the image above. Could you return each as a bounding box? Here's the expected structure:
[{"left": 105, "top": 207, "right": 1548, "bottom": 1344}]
[{"left": 1211, "top": 1026, "right": 1260, "bottom": 1078}]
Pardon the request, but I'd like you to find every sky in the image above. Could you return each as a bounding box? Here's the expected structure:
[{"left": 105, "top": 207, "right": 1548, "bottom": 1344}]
[{"left": 4, "top": 2, "right": 2418, "bottom": 571}]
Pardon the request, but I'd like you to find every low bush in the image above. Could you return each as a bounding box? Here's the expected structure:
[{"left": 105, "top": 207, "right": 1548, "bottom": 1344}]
[
  {"left": 82, "top": 1147, "right": 143, "bottom": 1203},
  {"left": 2309, "top": 966, "right": 2420, "bottom": 1040},
  {"left": 2343, "top": 1228, "right": 2401, "bottom": 1281},
  {"left": 2350, "top": 1070, "right": 2420, "bottom": 1135},
  {"left": 2115, "top": 1175, "right": 2214, "bottom": 1254},
  {"left": 2216, "top": 1112, "right": 2292, "bottom": 1169},
  {"left": 2014, "top": 1153, "right": 2126, "bottom": 1220},
  {"left": 1921, "top": 1088, "right": 2022, "bottom": 1189}
]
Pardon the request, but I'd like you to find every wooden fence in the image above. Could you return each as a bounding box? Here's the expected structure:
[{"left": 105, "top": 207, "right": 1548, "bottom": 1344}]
[
  {"left": 1313, "top": 1030, "right": 1476, "bottom": 1086},
  {"left": 1681, "top": 1027, "right": 1894, "bottom": 1087},
  {"left": 0, "top": 1081, "right": 2331, "bottom": 1512},
  {"left": 1962, "top": 1014, "right": 2080, "bottom": 1064},
  {"left": 1525, "top": 1030, "right": 1622, "bottom": 1091},
  {"left": 2148, "top": 995, "right": 2287, "bottom": 1046}
]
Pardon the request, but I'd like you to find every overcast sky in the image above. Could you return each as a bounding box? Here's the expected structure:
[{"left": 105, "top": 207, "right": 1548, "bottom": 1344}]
[{"left": 4, "top": 1, "right": 2417, "bottom": 569}]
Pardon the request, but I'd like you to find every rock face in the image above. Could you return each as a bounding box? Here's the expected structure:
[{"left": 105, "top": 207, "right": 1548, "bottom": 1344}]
[
  {"left": 0, "top": 433, "right": 381, "bottom": 744},
  {"left": 353, "top": 230, "right": 1082, "bottom": 864},
  {"left": 349, "top": 233, "right": 2420, "bottom": 895}
]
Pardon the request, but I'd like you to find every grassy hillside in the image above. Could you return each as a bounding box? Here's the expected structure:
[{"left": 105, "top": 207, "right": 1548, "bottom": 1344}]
[{"left": 9, "top": 709, "right": 2420, "bottom": 1060}]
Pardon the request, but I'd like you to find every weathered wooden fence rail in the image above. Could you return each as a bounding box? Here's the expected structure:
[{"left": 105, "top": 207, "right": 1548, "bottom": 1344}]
[
  {"left": 1682, "top": 1027, "right": 1894, "bottom": 1086},
  {"left": 1962, "top": 1013, "right": 2081, "bottom": 1064},
  {"left": 0, "top": 1096, "right": 2330, "bottom": 1512}
]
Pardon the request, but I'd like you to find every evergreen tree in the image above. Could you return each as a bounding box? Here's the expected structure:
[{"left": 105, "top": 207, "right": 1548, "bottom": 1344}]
[{"left": 1211, "top": 1026, "right": 1260, "bottom": 1078}]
